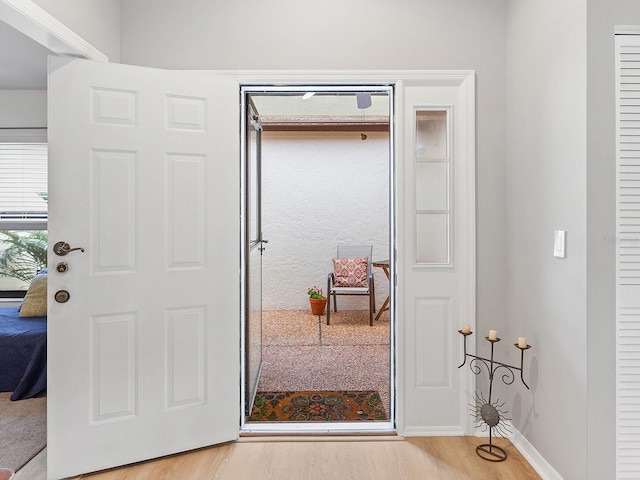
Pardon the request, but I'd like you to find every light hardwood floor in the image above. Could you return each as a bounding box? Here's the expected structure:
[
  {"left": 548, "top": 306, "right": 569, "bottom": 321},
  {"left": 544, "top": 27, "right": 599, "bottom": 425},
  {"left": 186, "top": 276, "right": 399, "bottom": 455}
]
[{"left": 17, "top": 436, "right": 541, "bottom": 480}]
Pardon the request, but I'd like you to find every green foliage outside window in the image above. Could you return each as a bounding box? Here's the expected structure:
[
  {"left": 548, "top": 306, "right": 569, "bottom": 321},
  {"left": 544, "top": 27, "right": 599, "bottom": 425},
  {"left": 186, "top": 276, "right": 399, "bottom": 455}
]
[{"left": 0, "top": 231, "right": 48, "bottom": 283}]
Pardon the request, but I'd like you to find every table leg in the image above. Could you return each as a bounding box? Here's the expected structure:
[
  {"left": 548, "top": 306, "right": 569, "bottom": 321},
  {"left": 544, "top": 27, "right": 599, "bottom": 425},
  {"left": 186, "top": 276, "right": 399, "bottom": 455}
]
[{"left": 375, "top": 296, "right": 390, "bottom": 321}]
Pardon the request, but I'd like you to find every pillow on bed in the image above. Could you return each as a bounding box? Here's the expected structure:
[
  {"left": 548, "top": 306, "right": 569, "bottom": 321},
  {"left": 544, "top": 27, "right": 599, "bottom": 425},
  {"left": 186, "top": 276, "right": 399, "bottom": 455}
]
[{"left": 19, "top": 273, "right": 47, "bottom": 317}]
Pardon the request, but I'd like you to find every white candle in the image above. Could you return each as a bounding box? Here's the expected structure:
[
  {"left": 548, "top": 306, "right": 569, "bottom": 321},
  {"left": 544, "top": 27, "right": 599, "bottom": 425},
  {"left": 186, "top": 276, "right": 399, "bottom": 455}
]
[
  {"left": 488, "top": 330, "right": 498, "bottom": 340},
  {"left": 518, "top": 337, "right": 528, "bottom": 348},
  {"left": 461, "top": 324, "right": 471, "bottom": 334}
]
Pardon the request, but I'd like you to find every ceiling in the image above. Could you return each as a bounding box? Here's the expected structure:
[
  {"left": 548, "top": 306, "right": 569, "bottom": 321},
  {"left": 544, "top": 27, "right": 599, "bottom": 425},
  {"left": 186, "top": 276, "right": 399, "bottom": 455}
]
[
  {"left": 0, "top": 21, "right": 49, "bottom": 90},
  {"left": 0, "top": 20, "right": 390, "bottom": 129}
]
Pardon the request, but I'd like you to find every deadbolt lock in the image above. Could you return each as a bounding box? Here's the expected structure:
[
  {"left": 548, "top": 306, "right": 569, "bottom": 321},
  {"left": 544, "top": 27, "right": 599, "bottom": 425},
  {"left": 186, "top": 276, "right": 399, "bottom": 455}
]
[
  {"left": 54, "top": 290, "right": 70, "bottom": 303},
  {"left": 56, "top": 262, "right": 69, "bottom": 273}
]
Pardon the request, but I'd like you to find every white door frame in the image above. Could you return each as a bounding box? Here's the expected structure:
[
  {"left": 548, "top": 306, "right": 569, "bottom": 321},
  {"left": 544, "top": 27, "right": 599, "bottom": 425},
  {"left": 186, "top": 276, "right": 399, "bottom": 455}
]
[
  {"left": 217, "top": 70, "right": 476, "bottom": 436},
  {"left": 239, "top": 84, "right": 396, "bottom": 434}
]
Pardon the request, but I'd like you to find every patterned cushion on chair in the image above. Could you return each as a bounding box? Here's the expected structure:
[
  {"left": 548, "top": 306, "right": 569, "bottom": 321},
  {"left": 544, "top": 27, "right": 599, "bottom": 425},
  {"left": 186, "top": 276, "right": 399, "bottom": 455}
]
[{"left": 332, "top": 257, "right": 368, "bottom": 287}]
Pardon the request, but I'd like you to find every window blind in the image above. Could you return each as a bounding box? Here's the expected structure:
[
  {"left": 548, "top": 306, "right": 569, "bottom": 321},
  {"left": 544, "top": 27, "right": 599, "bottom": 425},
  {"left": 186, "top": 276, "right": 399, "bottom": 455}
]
[{"left": 0, "top": 143, "right": 47, "bottom": 229}]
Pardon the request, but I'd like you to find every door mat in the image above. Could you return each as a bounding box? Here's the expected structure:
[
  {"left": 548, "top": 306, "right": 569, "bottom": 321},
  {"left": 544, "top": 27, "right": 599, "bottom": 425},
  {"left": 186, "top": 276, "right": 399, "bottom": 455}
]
[{"left": 248, "top": 390, "right": 387, "bottom": 422}]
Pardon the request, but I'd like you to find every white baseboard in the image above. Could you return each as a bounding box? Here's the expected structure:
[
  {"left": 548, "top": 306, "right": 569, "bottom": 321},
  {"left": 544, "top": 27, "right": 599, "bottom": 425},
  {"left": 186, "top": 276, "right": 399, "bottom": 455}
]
[{"left": 508, "top": 423, "right": 564, "bottom": 480}]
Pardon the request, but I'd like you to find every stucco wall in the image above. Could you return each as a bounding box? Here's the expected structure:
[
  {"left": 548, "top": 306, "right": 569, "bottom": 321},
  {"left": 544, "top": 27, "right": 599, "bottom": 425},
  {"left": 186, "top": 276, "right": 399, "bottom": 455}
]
[{"left": 262, "top": 131, "right": 390, "bottom": 312}]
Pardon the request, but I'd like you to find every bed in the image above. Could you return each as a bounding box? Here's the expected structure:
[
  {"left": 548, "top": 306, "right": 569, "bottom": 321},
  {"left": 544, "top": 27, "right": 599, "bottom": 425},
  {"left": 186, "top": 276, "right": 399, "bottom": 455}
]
[{"left": 0, "top": 307, "right": 47, "bottom": 401}]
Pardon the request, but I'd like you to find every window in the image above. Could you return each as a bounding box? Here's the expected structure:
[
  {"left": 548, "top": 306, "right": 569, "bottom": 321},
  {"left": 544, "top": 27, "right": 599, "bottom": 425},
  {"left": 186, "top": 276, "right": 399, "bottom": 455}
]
[{"left": 0, "top": 142, "right": 48, "bottom": 296}]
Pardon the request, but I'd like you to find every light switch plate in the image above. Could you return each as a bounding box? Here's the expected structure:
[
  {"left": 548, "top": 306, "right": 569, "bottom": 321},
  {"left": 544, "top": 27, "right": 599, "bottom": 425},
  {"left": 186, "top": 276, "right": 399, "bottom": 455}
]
[{"left": 554, "top": 230, "right": 566, "bottom": 258}]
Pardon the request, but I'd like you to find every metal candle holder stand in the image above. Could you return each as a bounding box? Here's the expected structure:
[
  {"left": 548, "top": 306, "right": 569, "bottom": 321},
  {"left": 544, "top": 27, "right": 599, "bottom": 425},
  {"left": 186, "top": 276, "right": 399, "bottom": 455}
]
[{"left": 458, "top": 330, "right": 531, "bottom": 462}]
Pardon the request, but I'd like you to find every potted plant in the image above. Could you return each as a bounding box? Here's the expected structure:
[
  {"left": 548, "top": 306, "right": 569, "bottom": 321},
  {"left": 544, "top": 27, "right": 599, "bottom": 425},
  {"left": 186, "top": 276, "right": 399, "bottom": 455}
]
[{"left": 307, "top": 286, "right": 327, "bottom": 315}]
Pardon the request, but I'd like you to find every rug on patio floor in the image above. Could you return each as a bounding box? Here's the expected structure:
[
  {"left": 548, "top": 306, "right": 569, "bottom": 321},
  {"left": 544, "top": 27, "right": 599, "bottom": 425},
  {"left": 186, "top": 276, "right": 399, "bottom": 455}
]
[{"left": 248, "top": 390, "right": 387, "bottom": 422}]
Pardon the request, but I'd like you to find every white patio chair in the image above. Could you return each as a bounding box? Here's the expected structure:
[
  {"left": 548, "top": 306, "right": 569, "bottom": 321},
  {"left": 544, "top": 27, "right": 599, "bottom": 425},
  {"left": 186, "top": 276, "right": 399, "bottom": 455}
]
[{"left": 326, "top": 245, "right": 376, "bottom": 326}]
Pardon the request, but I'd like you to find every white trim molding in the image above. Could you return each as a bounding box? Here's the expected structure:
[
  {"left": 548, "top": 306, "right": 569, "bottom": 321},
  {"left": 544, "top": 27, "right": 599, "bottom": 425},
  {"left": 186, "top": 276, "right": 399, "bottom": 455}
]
[
  {"left": 0, "top": 128, "right": 46, "bottom": 142},
  {"left": 509, "top": 424, "right": 564, "bottom": 480},
  {"left": 616, "top": 25, "right": 640, "bottom": 35},
  {"left": 204, "top": 69, "right": 475, "bottom": 87},
  {"left": 0, "top": 0, "right": 107, "bottom": 61}
]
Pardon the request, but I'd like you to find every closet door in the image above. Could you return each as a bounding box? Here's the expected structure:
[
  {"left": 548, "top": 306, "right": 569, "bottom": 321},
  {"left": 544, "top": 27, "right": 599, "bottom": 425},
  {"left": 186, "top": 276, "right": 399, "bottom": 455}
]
[{"left": 616, "top": 33, "right": 640, "bottom": 479}]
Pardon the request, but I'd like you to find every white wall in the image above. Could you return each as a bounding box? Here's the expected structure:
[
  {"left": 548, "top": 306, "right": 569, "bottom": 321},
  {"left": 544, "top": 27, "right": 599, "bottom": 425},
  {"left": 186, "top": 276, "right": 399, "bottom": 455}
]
[
  {"left": 0, "top": 90, "right": 46, "bottom": 128},
  {"left": 586, "top": 2, "right": 615, "bottom": 478},
  {"left": 119, "top": 0, "right": 509, "bottom": 356},
  {"left": 506, "top": 0, "right": 589, "bottom": 479},
  {"left": 505, "top": 2, "right": 640, "bottom": 479},
  {"left": 31, "top": 0, "right": 120, "bottom": 61},
  {"left": 262, "top": 131, "right": 389, "bottom": 311}
]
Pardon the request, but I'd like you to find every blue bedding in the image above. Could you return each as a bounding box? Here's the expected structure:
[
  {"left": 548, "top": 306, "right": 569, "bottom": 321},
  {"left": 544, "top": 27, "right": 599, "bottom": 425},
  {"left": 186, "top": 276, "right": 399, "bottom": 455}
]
[{"left": 0, "top": 307, "right": 47, "bottom": 401}]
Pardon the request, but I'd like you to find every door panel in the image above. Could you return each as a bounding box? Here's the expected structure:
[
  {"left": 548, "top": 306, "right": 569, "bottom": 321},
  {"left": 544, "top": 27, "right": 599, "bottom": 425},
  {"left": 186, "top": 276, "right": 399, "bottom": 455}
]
[
  {"left": 245, "top": 103, "right": 263, "bottom": 415},
  {"left": 47, "top": 57, "right": 240, "bottom": 479},
  {"left": 398, "top": 79, "right": 475, "bottom": 434}
]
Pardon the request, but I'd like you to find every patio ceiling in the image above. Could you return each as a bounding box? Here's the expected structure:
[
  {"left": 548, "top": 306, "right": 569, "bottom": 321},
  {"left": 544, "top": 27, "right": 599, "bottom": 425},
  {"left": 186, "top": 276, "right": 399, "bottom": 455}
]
[{"left": 250, "top": 92, "right": 390, "bottom": 131}]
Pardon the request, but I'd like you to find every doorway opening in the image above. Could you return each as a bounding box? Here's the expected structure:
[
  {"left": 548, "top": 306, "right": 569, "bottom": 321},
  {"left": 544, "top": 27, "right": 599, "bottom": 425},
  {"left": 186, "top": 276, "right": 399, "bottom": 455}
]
[{"left": 240, "top": 85, "right": 395, "bottom": 433}]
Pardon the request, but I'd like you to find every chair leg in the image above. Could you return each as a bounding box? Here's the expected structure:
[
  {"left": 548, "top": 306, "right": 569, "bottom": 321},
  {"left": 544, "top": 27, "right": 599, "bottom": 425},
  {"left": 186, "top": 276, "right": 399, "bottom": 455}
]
[
  {"left": 372, "top": 285, "right": 376, "bottom": 314},
  {"left": 369, "top": 293, "right": 374, "bottom": 326}
]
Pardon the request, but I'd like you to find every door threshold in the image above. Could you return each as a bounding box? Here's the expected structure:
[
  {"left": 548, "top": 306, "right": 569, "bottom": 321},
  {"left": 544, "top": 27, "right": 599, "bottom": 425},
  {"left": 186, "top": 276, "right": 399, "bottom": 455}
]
[
  {"left": 238, "top": 433, "right": 402, "bottom": 442},
  {"left": 241, "top": 421, "right": 395, "bottom": 436}
]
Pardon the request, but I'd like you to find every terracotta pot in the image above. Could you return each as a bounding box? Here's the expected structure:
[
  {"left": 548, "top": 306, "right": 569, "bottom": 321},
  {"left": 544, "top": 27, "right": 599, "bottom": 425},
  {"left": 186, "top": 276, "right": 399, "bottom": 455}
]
[
  {"left": 0, "top": 469, "right": 14, "bottom": 480},
  {"left": 309, "top": 297, "right": 327, "bottom": 316}
]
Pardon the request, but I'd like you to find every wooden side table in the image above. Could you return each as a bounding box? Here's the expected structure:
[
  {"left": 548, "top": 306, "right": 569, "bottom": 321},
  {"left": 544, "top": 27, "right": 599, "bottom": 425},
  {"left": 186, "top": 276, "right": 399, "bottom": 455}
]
[{"left": 372, "top": 260, "right": 390, "bottom": 321}]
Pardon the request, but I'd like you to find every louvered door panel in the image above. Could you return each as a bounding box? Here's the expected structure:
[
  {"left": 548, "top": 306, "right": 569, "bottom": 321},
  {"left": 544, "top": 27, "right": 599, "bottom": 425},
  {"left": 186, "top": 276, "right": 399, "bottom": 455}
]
[{"left": 617, "top": 35, "right": 640, "bottom": 479}]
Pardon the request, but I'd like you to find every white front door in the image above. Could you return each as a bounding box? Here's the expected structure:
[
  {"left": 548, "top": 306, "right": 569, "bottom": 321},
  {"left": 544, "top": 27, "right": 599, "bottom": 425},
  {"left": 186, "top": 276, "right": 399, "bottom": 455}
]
[{"left": 47, "top": 58, "right": 240, "bottom": 479}]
